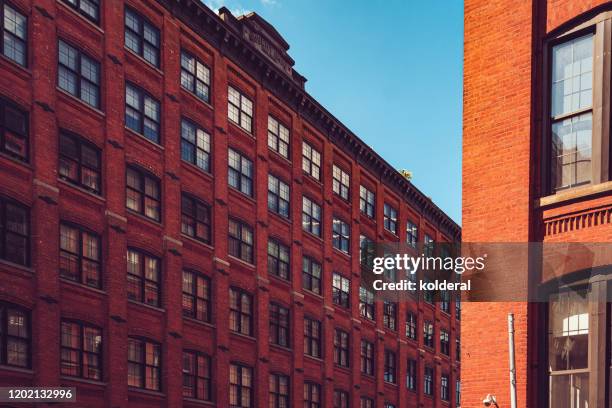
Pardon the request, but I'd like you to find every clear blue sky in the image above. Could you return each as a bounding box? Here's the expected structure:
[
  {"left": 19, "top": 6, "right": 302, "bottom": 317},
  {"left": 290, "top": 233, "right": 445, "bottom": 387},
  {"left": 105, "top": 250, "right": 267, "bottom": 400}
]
[{"left": 205, "top": 0, "right": 464, "bottom": 224}]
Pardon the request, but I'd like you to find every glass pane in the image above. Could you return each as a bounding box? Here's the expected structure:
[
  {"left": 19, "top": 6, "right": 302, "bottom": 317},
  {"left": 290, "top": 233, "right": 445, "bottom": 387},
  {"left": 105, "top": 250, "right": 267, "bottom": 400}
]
[{"left": 552, "top": 35, "right": 593, "bottom": 117}]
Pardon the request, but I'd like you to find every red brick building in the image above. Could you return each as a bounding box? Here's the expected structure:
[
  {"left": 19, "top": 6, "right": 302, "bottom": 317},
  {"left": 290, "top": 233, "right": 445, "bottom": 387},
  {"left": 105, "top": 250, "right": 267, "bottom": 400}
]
[
  {"left": 0, "top": 0, "right": 460, "bottom": 407},
  {"left": 464, "top": 1, "right": 612, "bottom": 407}
]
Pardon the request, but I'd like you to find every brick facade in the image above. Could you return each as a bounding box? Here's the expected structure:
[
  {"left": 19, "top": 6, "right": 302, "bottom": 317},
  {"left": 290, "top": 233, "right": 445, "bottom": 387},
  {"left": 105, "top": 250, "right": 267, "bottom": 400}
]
[{"left": 0, "top": 0, "right": 460, "bottom": 407}]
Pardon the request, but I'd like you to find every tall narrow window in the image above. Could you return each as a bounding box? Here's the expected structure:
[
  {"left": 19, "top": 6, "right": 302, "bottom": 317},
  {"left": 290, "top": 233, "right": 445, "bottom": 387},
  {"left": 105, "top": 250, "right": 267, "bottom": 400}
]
[
  {"left": 456, "top": 379, "right": 461, "bottom": 406},
  {"left": 383, "top": 301, "right": 397, "bottom": 330},
  {"left": 59, "top": 223, "right": 101, "bottom": 288},
  {"left": 384, "top": 350, "right": 397, "bottom": 383},
  {"left": 359, "top": 186, "right": 375, "bottom": 218},
  {"left": 304, "top": 382, "right": 321, "bottom": 408},
  {"left": 267, "top": 239, "right": 290, "bottom": 280},
  {"left": 58, "top": 40, "right": 101, "bottom": 108},
  {"left": 551, "top": 34, "right": 593, "bottom": 191},
  {"left": 360, "top": 339, "right": 374, "bottom": 376},
  {"left": 333, "top": 390, "right": 349, "bottom": 408},
  {"left": 359, "top": 286, "right": 375, "bottom": 320},
  {"left": 128, "top": 338, "right": 160, "bottom": 390},
  {"left": 424, "top": 366, "right": 433, "bottom": 396},
  {"left": 59, "top": 132, "right": 101, "bottom": 194},
  {"left": 441, "top": 373, "right": 450, "bottom": 401},
  {"left": 269, "top": 302, "right": 290, "bottom": 348},
  {"left": 302, "top": 196, "right": 321, "bottom": 237},
  {"left": 332, "top": 217, "right": 350, "bottom": 253},
  {"left": 269, "top": 373, "right": 290, "bottom": 408},
  {"left": 181, "top": 194, "right": 211, "bottom": 244},
  {"left": 456, "top": 336, "right": 461, "bottom": 361},
  {"left": 406, "top": 221, "right": 418, "bottom": 248},
  {"left": 302, "top": 256, "right": 321, "bottom": 294},
  {"left": 60, "top": 320, "right": 102, "bottom": 380},
  {"left": 361, "top": 397, "right": 374, "bottom": 408},
  {"left": 229, "top": 288, "right": 252, "bottom": 336},
  {"left": 181, "top": 119, "right": 211, "bottom": 172},
  {"left": 332, "top": 273, "right": 350, "bottom": 308},
  {"left": 0, "top": 303, "right": 29, "bottom": 367},
  {"left": 407, "top": 359, "right": 417, "bottom": 391},
  {"left": 423, "top": 321, "right": 434, "bottom": 348},
  {"left": 302, "top": 142, "right": 321, "bottom": 180},
  {"left": 124, "top": 7, "right": 160, "bottom": 67},
  {"left": 126, "top": 166, "right": 161, "bottom": 221},
  {"left": 332, "top": 165, "right": 350, "bottom": 200},
  {"left": 406, "top": 312, "right": 417, "bottom": 340},
  {"left": 182, "top": 350, "right": 211, "bottom": 401},
  {"left": 125, "top": 83, "right": 160, "bottom": 143},
  {"left": 180, "top": 50, "right": 210, "bottom": 103},
  {"left": 2, "top": 4, "right": 27, "bottom": 66},
  {"left": 268, "top": 174, "right": 290, "bottom": 218},
  {"left": 359, "top": 235, "right": 375, "bottom": 269},
  {"left": 61, "top": 0, "right": 99, "bottom": 23},
  {"left": 228, "top": 148, "right": 253, "bottom": 197},
  {"left": 228, "top": 219, "right": 254, "bottom": 264},
  {"left": 304, "top": 317, "right": 321, "bottom": 358},
  {"left": 0, "top": 196, "right": 29, "bottom": 266},
  {"left": 333, "top": 329, "right": 349, "bottom": 367},
  {"left": 228, "top": 86, "right": 253, "bottom": 133},
  {"left": 182, "top": 270, "right": 210, "bottom": 322},
  {"left": 383, "top": 203, "right": 398, "bottom": 234},
  {"left": 424, "top": 234, "right": 434, "bottom": 256},
  {"left": 440, "top": 329, "right": 450, "bottom": 356},
  {"left": 268, "top": 116, "right": 290, "bottom": 158},
  {"left": 0, "top": 97, "right": 28, "bottom": 161},
  {"left": 126, "top": 248, "right": 160, "bottom": 307},
  {"left": 229, "top": 363, "right": 253, "bottom": 408}
]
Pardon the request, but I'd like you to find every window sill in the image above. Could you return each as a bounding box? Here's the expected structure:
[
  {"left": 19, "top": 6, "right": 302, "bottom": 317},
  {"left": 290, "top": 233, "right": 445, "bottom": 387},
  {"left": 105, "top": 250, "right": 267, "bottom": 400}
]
[
  {"left": 180, "top": 87, "right": 214, "bottom": 111},
  {"left": 60, "top": 277, "right": 106, "bottom": 296},
  {"left": 57, "top": 87, "right": 105, "bottom": 118},
  {"left": 125, "top": 126, "right": 164, "bottom": 151},
  {"left": 304, "top": 354, "right": 324, "bottom": 364},
  {"left": 181, "top": 233, "right": 214, "bottom": 251},
  {"left": 228, "top": 120, "right": 254, "bottom": 139},
  {"left": 268, "top": 211, "right": 292, "bottom": 225},
  {"left": 302, "top": 289, "right": 323, "bottom": 301},
  {"left": 124, "top": 47, "right": 164, "bottom": 77},
  {"left": 0, "top": 53, "right": 31, "bottom": 80},
  {"left": 183, "top": 397, "right": 215, "bottom": 406},
  {"left": 0, "top": 258, "right": 34, "bottom": 276},
  {"left": 127, "top": 299, "right": 165, "bottom": 314},
  {"left": 270, "top": 344, "right": 292, "bottom": 354},
  {"left": 332, "top": 248, "right": 351, "bottom": 260},
  {"left": 60, "top": 375, "right": 107, "bottom": 387},
  {"left": 228, "top": 255, "right": 255, "bottom": 270},
  {"left": 228, "top": 186, "right": 256, "bottom": 205},
  {"left": 0, "top": 365, "right": 33, "bottom": 375},
  {"left": 268, "top": 149, "right": 292, "bottom": 166},
  {"left": 0, "top": 151, "right": 32, "bottom": 170},
  {"left": 269, "top": 273, "right": 291, "bottom": 286},
  {"left": 181, "top": 160, "right": 213, "bottom": 181},
  {"left": 126, "top": 209, "right": 163, "bottom": 228},
  {"left": 537, "top": 180, "right": 612, "bottom": 208},
  {"left": 58, "top": 178, "right": 105, "bottom": 203},
  {"left": 184, "top": 316, "right": 215, "bottom": 329},
  {"left": 56, "top": 1, "right": 105, "bottom": 34},
  {"left": 230, "top": 331, "right": 256, "bottom": 342},
  {"left": 128, "top": 387, "right": 165, "bottom": 398}
]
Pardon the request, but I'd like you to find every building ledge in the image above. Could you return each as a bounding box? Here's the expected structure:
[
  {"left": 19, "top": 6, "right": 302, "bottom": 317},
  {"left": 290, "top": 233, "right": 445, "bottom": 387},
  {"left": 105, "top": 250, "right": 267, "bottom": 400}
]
[{"left": 538, "top": 180, "right": 612, "bottom": 209}]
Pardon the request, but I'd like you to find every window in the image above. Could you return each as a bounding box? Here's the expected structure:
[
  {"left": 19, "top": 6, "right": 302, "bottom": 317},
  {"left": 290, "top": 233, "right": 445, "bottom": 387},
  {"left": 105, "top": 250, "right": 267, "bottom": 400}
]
[
  {"left": 440, "top": 290, "right": 450, "bottom": 313},
  {"left": 456, "top": 337, "right": 461, "bottom": 361},
  {"left": 332, "top": 273, "right": 350, "bottom": 308},
  {"left": 126, "top": 249, "right": 160, "bottom": 307},
  {"left": 183, "top": 351, "right": 211, "bottom": 401},
  {"left": 0, "top": 303, "right": 29, "bottom": 367},
  {"left": 456, "top": 293, "right": 461, "bottom": 320},
  {"left": 58, "top": 40, "right": 100, "bottom": 108},
  {"left": 424, "top": 234, "right": 434, "bottom": 256},
  {"left": 181, "top": 194, "right": 212, "bottom": 243},
  {"left": 268, "top": 116, "right": 290, "bottom": 158},
  {"left": 61, "top": 0, "right": 99, "bottom": 23},
  {"left": 333, "top": 329, "right": 349, "bottom": 367},
  {"left": 333, "top": 390, "right": 349, "bottom": 408},
  {"left": 228, "top": 219, "right": 254, "bottom": 263},
  {"left": 127, "top": 338, "right": 161, "bottom": 391},
  {"left": 332, "top": 165, "right": 350, "bottom": 200},
  {"left": 359, "top": 287, "right": 375, "bottom": 320},
  {"left": 60, "top": 320, "right": 102, "bottom": 380},
  {"left": 407, "top": 359, "right": 417, "bottom": 391},
  {"left": 456, "top": 379, "right": 461, "bottom": 407},
  {"left": 360, "top": 340, "right": 374, "bottom": 376},
  {"left": 181, "top": 119, "right": 211, "bottom": 172},
  {"left": 228, "top": 148, "right": 253, "bottom": 197},
  {"left": 441, "top": 374, "right": 450, "bottom": 401},
  {"left": 302, "top": 196, "right": 321, "bottom": 237},
  {"left": 302, "top": 142, "right": 321, "bottom": 180},
  {"left": 383, "top": 301, "right": 397, "bottom": 331},
  {"left": 422, "top": 278, "right": 434, "bottom": 304},
  {"left": 406, "top": 221, "right": 418, "bottom": 248},
  {"left": 384, "top": 404, "right": 396, "bottom": 408},
  {"left": 550, "top": 34, "right": 593, "bottom": 192},
  {"left": 384, "top": 350, "right": 396, "bottom": 383},
  {"left": 383, "top": 203, "right": 397, "bottom": 234},
  {"left": 268, "top": 175, "right": 290, "bottom": 218},
  {"left": 269, "top": 373, "right": 289, "bottom": 408},
  {"left": 59, "top": 223, "right": 101, "bottom": 288},
  {"left": 440, "top": 330, "right": 450, "bottom": 356},
  {"left": 125, "top": 7, "right": 160, "bottom": 67},
  {"left": 548, "top": 290, "right": 590, "bottom": 408},
  {"left": 229, "top": 288, "right": 252, "bottom": 336},
  {"left": 268, "top": 239, "right": 290, "bottom": 280},
  {"left": 361, "top": 397, "right": 374, "bottom": 408},
  {"left": 125, "top": 83, "right": 160, "bottom": 143},
  {"left": 304, "top": 317, "right": 321, "bottom": 358},
  {"left": 405, "top": 312, "right": 417, "bottom": 340},
  {"left": 332, "top": 217, "right": 350, "bottom": 253},
  {"left": 180, "top": 50, "right": 210, "bottom": 103},
  {"left": 126, "top": 166, "right": 161, "bottom": 221},
  {"left": 2, "top": 3, "right": 26, "bottom": 66},
  {"left": 304, "top": 382, "right": 321, "bottom": 408},
  {"left": 423, "top": 321, "right": 434, "bottom": 348},
  {"left": 229, "top": 363, "right": 253, "bottom": 407},
  {"left": 182, "top": 270, "right": 210, "bottom": 322},
  {"left": 302, "top": 256, "right": 321, "bottom": 295},
  {"left": 59, "top": 132, "right": 101, "bottom": 194},
  {"left": 0, "top": 97, "right": 28, "bottom": 161},
  {"left": 359, "top": 186, "right": 375, "bottom": 218},
  {"left": 228, "top": 86, "right": 253, "bottom": 133},
  {"left": 424, "top": 366, "right": 433, "bottom": 396},
  {"left": 269, "top": 302, "right": 290, "bottom": 348},
  {"left": 359, "top": 235, "right": 375, "bottom": 269},
  {"left": 0, "top": 196, "right": 28, "bottom": 266}
]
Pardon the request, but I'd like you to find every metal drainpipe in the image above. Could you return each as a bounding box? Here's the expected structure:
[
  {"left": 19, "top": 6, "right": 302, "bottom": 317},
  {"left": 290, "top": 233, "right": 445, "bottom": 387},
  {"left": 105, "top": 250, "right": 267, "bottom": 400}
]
[{"left": 508, "top": 313, "right": 518, "bottom": 408}]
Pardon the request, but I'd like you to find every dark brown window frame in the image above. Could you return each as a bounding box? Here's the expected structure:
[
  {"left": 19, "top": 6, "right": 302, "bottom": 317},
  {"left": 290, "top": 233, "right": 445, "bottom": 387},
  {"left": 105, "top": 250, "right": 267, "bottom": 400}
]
[
  {"left": 360, "top": 339, "right": 374, "bottom": 376},
  {"left": 59, "top": 131, "right": 102, "bottom": 194},
  {"left": 333, "top": 328, "right": 349, "bottom": 368},
  {"left": 0, "top": 195, "right": 29, "bottom": 266},
  {"left": 302, "top": 256, "right": 322, "bottom": 294},
  {"left": 60, "top": 319, "right": 102, "bottom": 380},
  {"left": 229, "top": 362, "right": 253, "bottom": 408},
  {"left": 1, "top": 2, "right": 28, "bottom": 67},
  {"left": 182, "top": 269, "right": 211, "bottom": 323},
  {"left": 269, "top": 302, "right": 290, "bottom": 348},
  {"left": 181, "top": 193, "right": 212, "bottom": 244},
  {"left": 304, "top": 381, "right": 321, "bottom": 408},
  {"left": 126, "top": 247, "right": 161, "bottom": 307},
  {"left": 304, "top": 316, "right": 321, "bottom": 358},
  {"left": 269, "top": 372, "right": 290, "bottom": 408},
  {"left": 229, "top": 287, "right": 252, "bottom": 336},
  {"left": 228, "top": 218, "right": 254, "bottom": 264},
  {"left": 182, "top": 349, "right": 212, "bottom": 401},
  {"left": 59, "top": 222, "right": 102, "bottom": 288},
  {"left": 60, "top": 0, "right": 100, "bottom": 24},
  {"left": 384, "top": 349, "right": 396, "bottom": 384},
  {"left": 0, "top": 302, "right": 30, "bottom": 368},
  {"left": 58, "top": 39, "right": 101, "bottom": 109},
  {"left": 124, "top": 6, "right": 160, "bottom": 67},
  {"left": 125, "top": 165, "right": 161, "bottom": 222},
  {"left": 127, "top": 337, "right": 161, "bottom": 391},
  {"left": 0, "top": 96, "right": 28, "bottom": 162}
]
